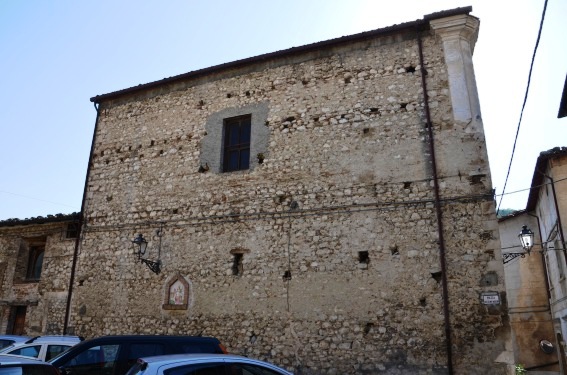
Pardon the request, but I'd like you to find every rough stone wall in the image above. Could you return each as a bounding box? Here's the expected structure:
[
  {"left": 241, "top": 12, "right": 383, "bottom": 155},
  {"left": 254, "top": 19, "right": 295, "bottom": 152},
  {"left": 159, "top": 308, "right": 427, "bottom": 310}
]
[
  {"left": 74, "top": 23, "right": 509, "bottom": 374},
  {"left": 0, "top": 222, "right": 76, "bottom": 335}
]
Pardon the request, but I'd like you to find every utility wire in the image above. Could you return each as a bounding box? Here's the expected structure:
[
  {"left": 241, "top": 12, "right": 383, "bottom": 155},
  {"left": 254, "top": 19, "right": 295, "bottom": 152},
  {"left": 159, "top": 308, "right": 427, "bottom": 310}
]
[{"left": 497, "top": 0, "right": 549, "bottom": 216}]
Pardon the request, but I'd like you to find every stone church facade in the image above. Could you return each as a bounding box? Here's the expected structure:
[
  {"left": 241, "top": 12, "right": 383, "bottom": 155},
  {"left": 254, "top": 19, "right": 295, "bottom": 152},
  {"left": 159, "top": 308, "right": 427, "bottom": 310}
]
[{"left": 7, "top": 7, "right": 510, "bottom": 374}]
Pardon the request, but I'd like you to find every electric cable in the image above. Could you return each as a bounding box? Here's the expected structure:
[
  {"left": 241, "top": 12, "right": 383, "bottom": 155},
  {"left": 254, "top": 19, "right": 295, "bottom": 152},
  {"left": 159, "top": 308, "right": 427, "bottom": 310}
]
[{"left": 497, "top": 0, "right": 549, "bottom": 216}]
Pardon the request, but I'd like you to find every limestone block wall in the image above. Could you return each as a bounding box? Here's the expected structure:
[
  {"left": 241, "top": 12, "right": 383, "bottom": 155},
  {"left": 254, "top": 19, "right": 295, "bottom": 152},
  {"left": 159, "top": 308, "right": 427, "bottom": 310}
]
[{"left": 74, "top": 18, "right": 509, "bottom": 375}]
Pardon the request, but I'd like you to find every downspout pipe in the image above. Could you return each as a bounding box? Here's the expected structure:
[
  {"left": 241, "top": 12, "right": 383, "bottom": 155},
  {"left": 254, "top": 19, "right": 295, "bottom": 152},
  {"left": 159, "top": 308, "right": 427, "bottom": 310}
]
[
  {"left": 64, "top": 102, "right": 101, "bottom": 334},
  {"left": 538, "top": 171, "right": 567, "bottom": 265},
  {"left": 417, "top": 29, "right": 454, "bottom": 374}
]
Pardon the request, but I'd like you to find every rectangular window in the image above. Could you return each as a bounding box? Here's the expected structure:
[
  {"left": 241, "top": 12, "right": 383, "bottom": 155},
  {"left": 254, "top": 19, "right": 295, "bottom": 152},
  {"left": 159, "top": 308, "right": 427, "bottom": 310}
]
[
  {"left": 232, "top": 253, "right": 243, "bottom": 276},
  {"left": 26, "top": 246, "right": 44, "bottom": 281},
  {"left": 66, "top": 223, "right": 79, "bottom": 239},
  {"left": 223, "top": 115, "right": 251, "bottom": 172}
]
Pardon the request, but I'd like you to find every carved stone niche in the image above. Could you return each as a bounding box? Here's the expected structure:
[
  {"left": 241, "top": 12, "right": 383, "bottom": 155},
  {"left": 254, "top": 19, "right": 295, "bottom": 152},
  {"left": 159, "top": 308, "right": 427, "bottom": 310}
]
[{"left": 162, "top": 274, "right": 190, "bottom": 310}]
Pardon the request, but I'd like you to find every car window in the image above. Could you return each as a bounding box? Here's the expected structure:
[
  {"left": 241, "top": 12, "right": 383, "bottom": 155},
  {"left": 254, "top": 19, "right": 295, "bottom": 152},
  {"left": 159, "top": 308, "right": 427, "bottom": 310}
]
[
  {"left": 164, "top": 363, "right": 225, "bottom": 375},
  {"left": 60, "top": 344, "right": 119, "bottom": 375},
  {"left": 0, "top": 340, "right": 15, "bottom": 350},
  {"left": 8, "top": 345, "right": 41, "bottom": 359},
  {"left": 227, "top": 363, "right": 286, "bottom": 375},
  {"left": 45, "top": 345, "right": 72, "bottom": 361}
]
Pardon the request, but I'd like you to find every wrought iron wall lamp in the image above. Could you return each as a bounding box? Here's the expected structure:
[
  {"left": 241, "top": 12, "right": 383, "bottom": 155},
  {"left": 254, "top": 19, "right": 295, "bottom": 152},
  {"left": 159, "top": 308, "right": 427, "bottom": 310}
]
[
  {"left": 503, "top": 225, "right": 535, "bottom": 264},
  {"left": 132, "top": 225, "right": 163, "bottom": 274}
]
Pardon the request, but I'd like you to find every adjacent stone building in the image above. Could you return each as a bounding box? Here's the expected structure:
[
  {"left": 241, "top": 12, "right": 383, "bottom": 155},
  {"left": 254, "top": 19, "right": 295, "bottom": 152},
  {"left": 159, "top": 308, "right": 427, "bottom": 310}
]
[
  {"left": 7, "top": 7, "right": 511, "bottom": 374},
  {"left": 0, "top": 214, "right": 79, "bottom": 335},
  {"left": 499, "top": 211, "right": 559, "bottom": 372}
]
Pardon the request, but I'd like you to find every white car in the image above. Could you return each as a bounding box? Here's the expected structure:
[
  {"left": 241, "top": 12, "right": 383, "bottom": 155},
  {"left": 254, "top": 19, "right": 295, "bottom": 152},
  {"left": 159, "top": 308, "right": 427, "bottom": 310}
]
[
  {"left": 0, "top": 335, "right": 83, "bottom": 361},
  {"left": 126, "top": 353, "right": 293, "bottom": 375}
]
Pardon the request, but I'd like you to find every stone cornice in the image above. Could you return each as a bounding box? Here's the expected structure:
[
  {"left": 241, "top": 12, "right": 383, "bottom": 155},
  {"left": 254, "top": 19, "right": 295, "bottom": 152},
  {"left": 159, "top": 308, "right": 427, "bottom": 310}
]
[{"left": 429, "top": 14, "right": 480, "bottom": 53}]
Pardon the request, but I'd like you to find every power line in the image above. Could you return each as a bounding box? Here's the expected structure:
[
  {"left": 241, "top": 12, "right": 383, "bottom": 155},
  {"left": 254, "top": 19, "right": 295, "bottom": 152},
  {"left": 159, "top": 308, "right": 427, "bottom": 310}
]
[
  {"left": 497, "top": 0, "right": 549, "bottom": 216},
  {"left": 0, "top": 189, "right": 78, "bottom": 209}
]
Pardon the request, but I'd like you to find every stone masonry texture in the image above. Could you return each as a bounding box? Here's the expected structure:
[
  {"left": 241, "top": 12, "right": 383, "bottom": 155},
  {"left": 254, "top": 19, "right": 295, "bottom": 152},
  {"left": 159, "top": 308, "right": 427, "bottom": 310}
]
[{"left": 20, "top": 9, "right": 511, "bottom": 375}]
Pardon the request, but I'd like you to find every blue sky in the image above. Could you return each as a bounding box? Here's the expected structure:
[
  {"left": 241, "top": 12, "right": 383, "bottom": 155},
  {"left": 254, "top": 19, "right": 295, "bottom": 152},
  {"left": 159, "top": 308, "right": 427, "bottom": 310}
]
[{"left": 1, "top": 0, "right": 566, "bottom": 220}]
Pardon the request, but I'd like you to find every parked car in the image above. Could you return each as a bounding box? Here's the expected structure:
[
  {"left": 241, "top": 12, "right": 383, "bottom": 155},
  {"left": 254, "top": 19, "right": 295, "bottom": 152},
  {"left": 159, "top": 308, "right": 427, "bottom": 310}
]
[
  {"left": 49, "top": 335, "right": 228, "bottom": 375},
  {"left": 0, "top": 335, "right": 32, "bottom": 350},
  {"left": 0, "top": 335, "right": 83, "bottom": 361},
  {"left": 126, "top": 354, "right": 293, "bottom": 375},
  {"left": 0, "top": 354, "right": 61, "bottom": 374}
]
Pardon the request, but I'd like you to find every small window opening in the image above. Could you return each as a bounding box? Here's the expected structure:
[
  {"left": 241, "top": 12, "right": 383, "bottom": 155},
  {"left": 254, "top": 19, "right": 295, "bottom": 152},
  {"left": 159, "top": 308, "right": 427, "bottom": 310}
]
[
  {"left": 232, "top": 253, "right": 243, "bottom": 276},
  {"left": 369, "top": 108, "right": 379, "bottom": 113},
  {"left": 419, "top": 297, "right": 427, "bottom": 307},
  {"left": 227, "top": 93, "right": 232, "bottom": 98},
  {"left": 468, "top": 174, "right": 486, "bottom": 185},
  {"left": 66, "top": 223, "right": 79, "bottom": 239},
  {"left": 403, "top": 181, "right": 411, "bottom": 189},
  {"left": 405, "top": 66, "right": 416, "bottom": 73},
  {"left": 363, "top": 322, "right": 373, "bottom": 335},
  {"left": 245, "top": 91, "right": 251, "bottom": 97},
  {"left": 151, "top": 140, "right": 155, "bottom": 146},
  {"left": 400, "top": 103, "right": 408, "bottom": 109},
  {"left": 257, "top": 153, "right": 265, "bottom": 164},
  {"left": 431, "top": 271, "right": 443, "bottom": 283},
  {"left": 358, "top": 251, "right": 369, "bottom": 264},
  {"left": 363, "top": 128, "right": 370, "bottom": 134},
  {"left": 390, "top": 245, "right": 399, "bottom": 256}
]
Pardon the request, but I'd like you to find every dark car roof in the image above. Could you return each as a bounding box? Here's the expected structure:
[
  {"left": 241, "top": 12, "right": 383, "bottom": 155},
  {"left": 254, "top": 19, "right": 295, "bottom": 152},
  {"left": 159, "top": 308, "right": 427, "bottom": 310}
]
[
  {"left": 50, "top": 335, "right": 224, "bottom": 365},
  {"left": 72, "top": 335, "right": 220, "bottom": 343}
]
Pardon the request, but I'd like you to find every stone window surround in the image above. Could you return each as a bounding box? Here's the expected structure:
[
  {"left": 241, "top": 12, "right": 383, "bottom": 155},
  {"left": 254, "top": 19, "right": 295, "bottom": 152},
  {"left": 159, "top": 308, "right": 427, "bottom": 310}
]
[{"left": 200, "top": 102, "right": 270, "bottom": 174}]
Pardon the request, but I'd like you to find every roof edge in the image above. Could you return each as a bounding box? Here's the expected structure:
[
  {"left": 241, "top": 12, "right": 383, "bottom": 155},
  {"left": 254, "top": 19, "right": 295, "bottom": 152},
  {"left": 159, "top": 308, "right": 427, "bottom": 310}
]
[
  {"left": 0, "top": 212, "right": 80, "bottom": 228},
  {"left": 90, "top": 6, "right": 473, "bottom": 104},
  {"left": 526, "top": 147, "right": 567, "bottom": 211}
]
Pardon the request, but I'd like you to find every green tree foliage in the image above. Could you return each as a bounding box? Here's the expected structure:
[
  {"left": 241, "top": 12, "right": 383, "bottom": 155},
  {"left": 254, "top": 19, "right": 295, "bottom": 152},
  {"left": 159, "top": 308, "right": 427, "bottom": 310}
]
[{"left": 497, "top": 208, "right": 519, "bottom": 218}]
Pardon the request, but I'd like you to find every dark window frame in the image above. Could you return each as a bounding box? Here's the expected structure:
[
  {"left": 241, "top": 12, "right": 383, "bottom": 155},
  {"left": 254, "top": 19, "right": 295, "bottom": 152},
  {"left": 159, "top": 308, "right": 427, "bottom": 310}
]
[
  {"left": 66, "top": 223, "right": 79, "bottom": 239},
  {"left": 26, "top": 246, "right": 44, "bottom": 281},
  {"left": 222, "top": 115, "right": 251, "bottom": 173}
]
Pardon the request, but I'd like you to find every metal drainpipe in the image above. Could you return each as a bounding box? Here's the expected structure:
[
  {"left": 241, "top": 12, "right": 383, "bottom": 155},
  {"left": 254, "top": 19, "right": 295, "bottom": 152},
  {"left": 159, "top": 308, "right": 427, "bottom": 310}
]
[
  {"left": 417, "top": 29, "right": 454, "bottom": 374},
  {"left": 538, "top": 171, "right": 567, "bottom": 264},
  {"left": 63, "top": 102, "right": 101, "bottom": 334},
  {"left": 527, "top": 212, "right": 552, "bottom": 301}
]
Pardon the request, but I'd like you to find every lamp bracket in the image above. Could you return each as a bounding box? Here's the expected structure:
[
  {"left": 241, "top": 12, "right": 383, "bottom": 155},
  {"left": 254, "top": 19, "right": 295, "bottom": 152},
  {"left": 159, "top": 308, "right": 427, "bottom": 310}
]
[
  {"left": 141, "top": 258, "right": 161, "bottom": 274},
  {"left": 503, "top": 252, "right": 527, "bottom": 264}
]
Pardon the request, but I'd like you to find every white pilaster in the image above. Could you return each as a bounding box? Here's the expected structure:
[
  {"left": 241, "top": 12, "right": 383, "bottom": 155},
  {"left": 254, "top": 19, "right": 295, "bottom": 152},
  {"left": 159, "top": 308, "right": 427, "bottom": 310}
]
[{"left": 430, "top": 14, "right": 483, "bottom": 131}]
